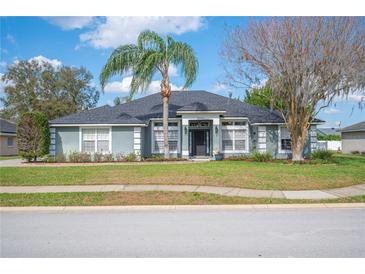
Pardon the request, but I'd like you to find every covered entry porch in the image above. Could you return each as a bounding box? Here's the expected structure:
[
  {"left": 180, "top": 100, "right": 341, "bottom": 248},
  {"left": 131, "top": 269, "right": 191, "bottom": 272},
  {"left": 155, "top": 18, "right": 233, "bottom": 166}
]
[{"left": 180, "top": 112, "right": 222, "bottom": 159}]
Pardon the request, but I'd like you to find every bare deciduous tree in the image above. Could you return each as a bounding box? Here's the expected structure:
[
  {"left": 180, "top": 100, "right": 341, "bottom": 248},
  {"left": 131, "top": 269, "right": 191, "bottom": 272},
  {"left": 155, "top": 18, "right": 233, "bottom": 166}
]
[{"left": 221, "top": 17, "right": 365, "bottom": 161}]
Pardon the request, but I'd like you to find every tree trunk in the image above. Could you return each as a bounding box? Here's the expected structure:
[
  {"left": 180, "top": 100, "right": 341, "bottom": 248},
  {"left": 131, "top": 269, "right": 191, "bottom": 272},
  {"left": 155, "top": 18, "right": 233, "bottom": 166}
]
[
  {"left": 162, "top": 96, "right": 169, "bottom": 159},
  {"left": 160, "top": 70, "right": 171, "bottom": 159},
  {"left": 291, "top": 138, "right": 305, "bottom": 161}
]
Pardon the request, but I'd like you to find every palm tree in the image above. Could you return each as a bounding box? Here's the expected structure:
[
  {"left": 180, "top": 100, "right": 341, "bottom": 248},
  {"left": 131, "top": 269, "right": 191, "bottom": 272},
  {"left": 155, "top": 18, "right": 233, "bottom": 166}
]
[{"left": 100, "top": 31, "right": 198, "bottom": 158}]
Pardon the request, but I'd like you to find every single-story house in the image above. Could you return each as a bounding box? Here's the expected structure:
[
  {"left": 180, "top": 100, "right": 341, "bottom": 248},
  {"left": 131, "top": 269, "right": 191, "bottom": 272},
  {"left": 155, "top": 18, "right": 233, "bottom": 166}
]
[
  {"left": 49, "top": 90, "right": 322, "bottom": 160},
  {"left": 340, "top": 121, "right": 365, "bottom": 154},
  {"left": 0, "top": 118, "right": 17, "bottom": 156}
]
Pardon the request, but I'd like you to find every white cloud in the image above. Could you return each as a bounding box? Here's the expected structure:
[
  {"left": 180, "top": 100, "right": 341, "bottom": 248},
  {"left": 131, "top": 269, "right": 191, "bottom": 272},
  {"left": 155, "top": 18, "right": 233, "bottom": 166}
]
[
  {"left": 79, "top": 16, "right": 205, "bottom": 49},
  {"left": 212, "top": 82, "right": 229, "bottom": 92},
  {"left": 323, "top": 108, "right": 341, "bottom": 114},
  {"left": 0, "top": 61, "right": 6, "bottom": 68},
  {"left": 104, "top": 76, "right": 182, "bottom": 94},
  {"left": 168, "top": 64, "right": 178, "bottom": 77},
  {"left": 44, "top": 17, "right": 95, "bottom": 30},
  {"left": 29, "top": 55, "right": 62, "bottom": 69},
  {"left": 6, "top": 34, "right": 16, "bottom": 44},
  {"left": 0, "top": 73, "right": 4, "bottom": 93}
]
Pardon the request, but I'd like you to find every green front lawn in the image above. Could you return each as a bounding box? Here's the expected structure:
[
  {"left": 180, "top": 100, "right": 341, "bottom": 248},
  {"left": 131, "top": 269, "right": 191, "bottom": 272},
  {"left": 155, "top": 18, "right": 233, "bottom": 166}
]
[
  {"left": 0, "top": 154, "right": 364, "bottom": 190},
  {"left": 1, "top": 192, "right": 364, "bottom": 207}
]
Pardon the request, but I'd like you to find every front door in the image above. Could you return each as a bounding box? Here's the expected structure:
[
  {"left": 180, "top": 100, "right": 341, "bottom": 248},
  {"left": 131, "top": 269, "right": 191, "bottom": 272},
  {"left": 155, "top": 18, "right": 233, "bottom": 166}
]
[{"left": 190, "top": 129, "right": 210, "bottom": 156}]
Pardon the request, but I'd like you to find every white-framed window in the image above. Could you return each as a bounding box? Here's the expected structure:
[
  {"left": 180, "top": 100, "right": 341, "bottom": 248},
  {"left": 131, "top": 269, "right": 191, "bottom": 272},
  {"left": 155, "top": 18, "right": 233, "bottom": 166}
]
[
  {"left": 81, "top": 128, "right": 111, "bottom": 153},
  {"left": 7, "top": 137, "right": 14, "bottom": 147},
  {"left": 279, "top": 126, "right": 291, "bottom": 152},
  {"left": 221, "top": 121, "right": 248, "bottom": 152},
  {"left": 152, "top": 121, "right": 180, "bottom": 153}
]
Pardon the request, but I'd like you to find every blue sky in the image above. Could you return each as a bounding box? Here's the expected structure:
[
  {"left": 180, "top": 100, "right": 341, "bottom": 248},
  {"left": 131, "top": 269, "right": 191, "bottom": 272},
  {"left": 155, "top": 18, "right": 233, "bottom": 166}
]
[{"left": 0, "top": 16, "right": 363, "bottom": 128}]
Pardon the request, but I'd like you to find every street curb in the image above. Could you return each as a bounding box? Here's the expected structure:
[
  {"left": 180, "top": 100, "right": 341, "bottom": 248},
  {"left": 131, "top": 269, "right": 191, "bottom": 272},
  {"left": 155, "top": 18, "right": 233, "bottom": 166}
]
[{"left": 1, "top": 203, "right": 365, "bottom": 212}]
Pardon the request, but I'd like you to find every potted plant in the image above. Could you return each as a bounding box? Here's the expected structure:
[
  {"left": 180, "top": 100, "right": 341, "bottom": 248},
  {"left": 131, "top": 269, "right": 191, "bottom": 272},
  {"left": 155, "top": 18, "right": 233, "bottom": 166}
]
[{"left": 213, "top": 150, "right": 223, "bottom": 161}]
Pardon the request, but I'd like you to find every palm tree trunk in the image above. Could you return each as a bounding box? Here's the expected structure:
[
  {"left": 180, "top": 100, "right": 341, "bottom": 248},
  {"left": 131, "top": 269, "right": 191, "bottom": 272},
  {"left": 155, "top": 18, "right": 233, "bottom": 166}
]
[{"left": 163, "top": 96, "right": 169, "bottom": 159}]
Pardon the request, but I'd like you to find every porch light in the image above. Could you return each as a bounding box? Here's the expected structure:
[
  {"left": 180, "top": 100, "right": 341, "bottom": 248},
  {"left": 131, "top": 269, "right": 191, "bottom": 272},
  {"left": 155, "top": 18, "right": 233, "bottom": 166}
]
[{"left": 215, "top": 125, "right": 218, "bottom": 134}]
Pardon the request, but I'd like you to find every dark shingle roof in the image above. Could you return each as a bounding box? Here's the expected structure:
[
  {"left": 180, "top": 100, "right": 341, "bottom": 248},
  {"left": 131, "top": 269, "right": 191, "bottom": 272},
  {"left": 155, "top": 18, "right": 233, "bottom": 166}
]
[
  {"left": 317, "top": 127, "right": 341, "bottom": 136},
  {"left": 0, "top": 118, "right": 16, "bottom": 134},
  {"left": 50, "top": 90, "right": 322, "bottom": 125},
  {"left": 340, "top": 121, "right": 365, "bottom": 132}
]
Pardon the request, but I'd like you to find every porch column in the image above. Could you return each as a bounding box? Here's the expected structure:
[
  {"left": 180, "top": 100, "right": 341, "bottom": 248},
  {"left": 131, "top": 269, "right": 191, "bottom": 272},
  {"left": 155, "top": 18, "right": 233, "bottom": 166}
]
[
  {"left": 181, "top": 118, "right": 189, "bottom": 159},
  {"left": 212, "top": 117, "right": 220, "bottom": 155}
]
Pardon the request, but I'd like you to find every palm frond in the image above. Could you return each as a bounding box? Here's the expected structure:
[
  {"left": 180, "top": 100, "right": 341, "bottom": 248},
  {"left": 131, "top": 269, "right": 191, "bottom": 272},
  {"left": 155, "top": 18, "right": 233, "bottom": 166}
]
[
  {"left": 167, "top": 36, "right": 199, "bottom": 89},
  {"left": 137, "top": 30, "right": 166, "bottom": 53},
  {"left": 99, "top": 44, "right": 140, "bottom": 89},
  {"left": 130, "top": 50, "right": 162, "bottom": 94}
]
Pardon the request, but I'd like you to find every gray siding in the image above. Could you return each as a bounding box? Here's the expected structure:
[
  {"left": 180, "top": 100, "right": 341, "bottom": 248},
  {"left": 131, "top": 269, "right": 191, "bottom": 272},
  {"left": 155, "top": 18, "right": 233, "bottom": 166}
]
[
  {"left": 112, "top": 126, "right": 134, "bottom": 155},
  {"left": 341, "top": 131, "right": 365, "bottom": 153},
  {"left": 143, "top": 122, "right": 152, "bottom": 157},
  {"left": 55, "top": 127, "right": 79, "bottom": 156},
  {"left": 266, "top": 125, "right": 279, "bottom": 156}
]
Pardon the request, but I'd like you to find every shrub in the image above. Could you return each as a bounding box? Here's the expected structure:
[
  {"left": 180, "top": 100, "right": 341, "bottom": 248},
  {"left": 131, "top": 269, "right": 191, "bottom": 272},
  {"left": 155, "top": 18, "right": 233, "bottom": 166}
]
[
  {"left": 124, "top": 152, "right": 138, "bottom": 162},
  {"left": 351, "top": 150, "right": 360, "bottom": 154},
  {"left": 115, "top": 153, "right": 126, "bottom": 162},
  {"left": 68, "top": 151, "right": 91, "bottom": 163},
  {"left": 55, "top": 154, "right": 66, "bottom": 163},
  {"left": 103, "top": 153, "right": 113, "bottom": 162},
  {"left": 311, "top": 149, "right": 334, "bottom": 161},
  {"left": 317, "top": 134, "right": 341, "bottom": 141},
  {"left": 225, "top": 155, "right": 250, "bottom": 161},
  {"left": 17, "top": 112, "right": 50, "bottom": 162},
  {"left": 94, "top": 152, "right": 103, "bottom": 162},
  {"left": 251, "top": 151, "right": 273, "bottom": 162}
]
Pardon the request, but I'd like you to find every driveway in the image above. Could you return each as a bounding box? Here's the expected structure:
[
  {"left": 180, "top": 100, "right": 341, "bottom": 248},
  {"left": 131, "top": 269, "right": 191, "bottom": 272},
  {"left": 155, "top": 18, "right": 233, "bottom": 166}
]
[
  {"left": 1, "top": 207, "right": 364, "bottom": 257},
  {"left": 0, "top": 158, "right": 23, "bottom": 167}
]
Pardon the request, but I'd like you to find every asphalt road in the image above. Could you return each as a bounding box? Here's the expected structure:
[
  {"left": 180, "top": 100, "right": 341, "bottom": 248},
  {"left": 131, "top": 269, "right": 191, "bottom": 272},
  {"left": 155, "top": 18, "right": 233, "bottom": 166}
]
[{"left": 1, "top": 207, "right": 364, "bottom": 257}]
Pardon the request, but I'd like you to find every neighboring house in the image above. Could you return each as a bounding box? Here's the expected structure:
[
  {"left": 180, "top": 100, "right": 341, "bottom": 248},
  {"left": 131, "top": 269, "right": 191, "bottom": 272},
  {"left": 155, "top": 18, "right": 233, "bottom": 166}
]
[
  {"left": 316, "top": 127, "right": 341, "bottom": 137},
  {"left": 0, "top": 118, "right": 17, "bottom": 156},
  {"left": 340, "top": 121, "right": 365, "bottom": 154},
  {"left": 49, "top": 90, "right": 323, "bottom": 160}
]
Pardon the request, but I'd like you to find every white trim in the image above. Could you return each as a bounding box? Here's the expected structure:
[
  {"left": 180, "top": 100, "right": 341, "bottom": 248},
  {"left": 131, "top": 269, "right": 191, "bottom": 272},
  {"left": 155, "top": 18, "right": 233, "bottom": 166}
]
[
  {"left": 221, "top": 120, "right": 249, "bottom": 153},
  {"left": 341, "top": 129, "right": 365, "bottom": 133},
  {"left": 79, "top": 126, "right": 112, "bottom": 153},
  {"left": 149, "top": 118, "right": 181, "bottom": 121},
  {"left": 221, "top": 117, "right": 248, "bottom": 120},
  {"left": 51, "top": 123, "right": 146, "bottom": 127},
  {"left": 0, "top": 133, "right": 16, "bottom": 136},
  {"left": 176, "top": 110, "right": 226, "bottom": 114},
  {"left": 151, "top": 120, "right": 181, "bottom": 154},
  {"left": 252, "top": 122, "right": 324, "bottom": 125}
]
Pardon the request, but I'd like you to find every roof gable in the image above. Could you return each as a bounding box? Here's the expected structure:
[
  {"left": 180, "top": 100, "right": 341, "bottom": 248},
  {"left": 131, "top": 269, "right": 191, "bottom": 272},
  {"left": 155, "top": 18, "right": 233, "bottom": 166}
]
[{"left": 340, "top": 121, "right": 365, "bottom": 132}]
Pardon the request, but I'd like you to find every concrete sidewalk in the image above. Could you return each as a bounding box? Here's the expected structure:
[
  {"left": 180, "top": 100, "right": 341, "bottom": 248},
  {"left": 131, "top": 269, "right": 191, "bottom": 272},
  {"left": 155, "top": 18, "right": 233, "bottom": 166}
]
[{"left": 1, "top": 183, "right": 365, "bottom": 200}]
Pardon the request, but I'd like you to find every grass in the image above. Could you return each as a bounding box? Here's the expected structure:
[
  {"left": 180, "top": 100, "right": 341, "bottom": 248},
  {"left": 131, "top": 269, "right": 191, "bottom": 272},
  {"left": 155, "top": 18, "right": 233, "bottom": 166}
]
[
  {"left": 1, "top": 192, "right": 364, "bottom": 207},
  {"left": 0, "top": 154, "right": 364, "bottom": 190},
  {"left": 0, "top": 155, "right": 20, "bottom": 161}
]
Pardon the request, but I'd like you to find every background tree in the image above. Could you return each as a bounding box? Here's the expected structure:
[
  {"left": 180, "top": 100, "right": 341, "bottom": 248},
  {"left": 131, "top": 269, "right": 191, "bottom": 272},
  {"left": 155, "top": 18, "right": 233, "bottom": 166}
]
[
  {"left": 17, "top": 112, "right": 50, "bottom": 162},
  {"left": 221, "top": 17, "right": 365, "bottom": 161},
  {"left": 244, "top": 84, "right": 285, "bottom": 111},
  {"left": 1, "top": 60, "right": 99, "bottom": 120},
  {"left": 101, "top": 30, "right": 198, "bottom": 158},
  {"left": 113, "top": 95, "right": 133, "bottom": 106}
]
